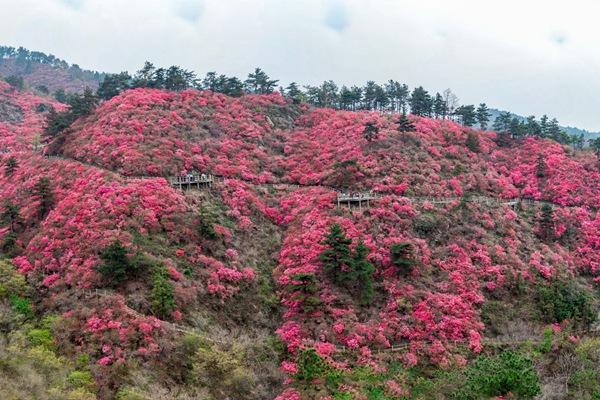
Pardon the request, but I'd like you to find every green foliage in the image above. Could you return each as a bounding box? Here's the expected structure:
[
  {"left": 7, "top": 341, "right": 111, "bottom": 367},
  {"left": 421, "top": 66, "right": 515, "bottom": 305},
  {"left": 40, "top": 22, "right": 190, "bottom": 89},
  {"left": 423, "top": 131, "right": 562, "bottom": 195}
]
[
  {"left": 413, "top": 212, "right": 439, "bottom": 236},
  {"left": 96, "top": 240, "right": 139, "bottom": 285},
  {"left": 44, "top": 88, "right": 98, "bottom": 137},
  {"left": 0, "top": 259, "right": 27, "bottom": 299},
  {"left": 5, "top": 74, "right": 24, "bottom": 89},
  {"left": 27, "top": 328, "right": 55, "bottom": 350},
  {"left": 537, "top": 203, "right": 554, "bottom": 241},
  {"left": 34, "top": 176, "right": 55, "bottom": 219},
  {"left": 193, "top": 344, "right": 256, "bottom": 398},
  {"left": 9, "top": 294, "right": 32, "bottom": 317},
  {"left": 466, "top": 131, "right": 480, "bottom": 152},
  {"left": 319, "top": 223, "right": 354, "bottom": 285},
  {"left": 536, "top": 155, "right": 547, "bottom": 178},
  {"left": 319, "top": 224, "right": 375, "bottom": 305},
  {"left": 363, "top": 121, "right": 379, "bottom": 142},
  {"left": 288, "top": 272, "right": 322, "bottom": 313},
  {"left": 536, "top": 280, "right": 596, "bottom": 325},
  {"left": 295, "top": 348, "right": 330, "bottom": 382},
  {"left": 455, "top": 351, "right": 540, "bottom": 399},
  {"left": 97, "top": 72, "right": 131, "bottom": 100},
  {"left": 150, "top": 266, "right": 175, "bottom": 318},
  {"left": 396, "top": 113, "right": 415, "bottom": 132},
  {"left": 538, "top": 327, "right": 553, "bottom": 354},
  {"left": 390, "top": 242, "right": 416, "bottom": 276},
  {"left": 454, "top": 104, "right": 477, "bottom": 127},
  {"left": 4, "top": 156, "right": 17, "bottom": 176},
  {"left": 352, "top": 239, "right": 375, "bottom": 305},
  {"left": 67, "top": 370, "right": 95, "bottom": 390},
  {"left": 198, "top": 205, "right": 218, "bottom": 239}
]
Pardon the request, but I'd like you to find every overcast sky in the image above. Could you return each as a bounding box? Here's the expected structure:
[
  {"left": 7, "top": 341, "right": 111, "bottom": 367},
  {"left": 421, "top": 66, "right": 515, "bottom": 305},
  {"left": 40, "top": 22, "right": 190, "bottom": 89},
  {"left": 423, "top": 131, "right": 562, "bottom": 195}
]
[{"left": 2, "top": 0, "right": 600, "bottom": 130}]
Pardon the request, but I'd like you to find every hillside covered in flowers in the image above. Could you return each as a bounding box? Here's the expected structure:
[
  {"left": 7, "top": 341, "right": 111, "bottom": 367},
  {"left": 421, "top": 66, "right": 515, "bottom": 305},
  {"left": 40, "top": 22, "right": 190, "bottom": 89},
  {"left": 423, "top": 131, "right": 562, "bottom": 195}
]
[{"left": 2, "top": 80, "right": 600, "bottom": 399}]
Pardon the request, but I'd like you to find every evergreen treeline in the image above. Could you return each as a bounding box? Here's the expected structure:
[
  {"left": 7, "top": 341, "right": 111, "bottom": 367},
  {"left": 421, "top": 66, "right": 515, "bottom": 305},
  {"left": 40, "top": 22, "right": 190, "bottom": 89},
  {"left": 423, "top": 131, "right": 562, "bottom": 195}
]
[
  {"left": 0, "top": 45, "right": 104, "bottom": 82},
  {"left": 97, "top": 62, "right": 580, "bottom": 145}
]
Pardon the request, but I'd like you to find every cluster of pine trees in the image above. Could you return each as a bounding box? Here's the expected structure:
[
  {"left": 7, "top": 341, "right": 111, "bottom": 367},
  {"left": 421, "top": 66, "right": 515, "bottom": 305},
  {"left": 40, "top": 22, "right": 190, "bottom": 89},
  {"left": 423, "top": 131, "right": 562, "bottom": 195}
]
[
  {"left": 0, "top": 45, "right": 104, "bottom": 82},
  {"left": 27, "top": 56, "right": 580, "bottom": 148}
]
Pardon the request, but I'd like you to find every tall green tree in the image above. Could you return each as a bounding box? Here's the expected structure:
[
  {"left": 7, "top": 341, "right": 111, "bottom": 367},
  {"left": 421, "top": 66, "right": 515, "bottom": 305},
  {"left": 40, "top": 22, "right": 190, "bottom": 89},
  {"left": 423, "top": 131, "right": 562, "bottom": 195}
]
[
  {"left": 33, "top": 177, "right": 54, "bottom": 219},
  {"left": 433, "top": 93, "right": 448, "bottom": 119},
  {"left": 285, "top": 82, "right": 303, "bottom": 104},
  {"left": 97, "top": 72, "right": 131, "bottom": 100},
  {"left": 319, "top": 223, "right": 353, "bottom": 286},
  {"left": 352, "top": 239, "right": 375, "bottom": 305},
  {"left": 396, "top": 114, "right": 415, "bottom": 132},
  {"left": 476, "top": 103, "right": 491, "bottom": 129},
  {"left": 409, "top": 86, "right": 433, "bottom": 116},
  {"left": 1, "top": 201, "right": 21, "bottom": 234},
  {"left": 390, "top": 242, "right": 416, "bottom": 276},
  {"left": 454, "top": 104, "right": 477, "bottom": 127},
  {"left": 244, "top": 67, "right": 279, "bottom": 94}
]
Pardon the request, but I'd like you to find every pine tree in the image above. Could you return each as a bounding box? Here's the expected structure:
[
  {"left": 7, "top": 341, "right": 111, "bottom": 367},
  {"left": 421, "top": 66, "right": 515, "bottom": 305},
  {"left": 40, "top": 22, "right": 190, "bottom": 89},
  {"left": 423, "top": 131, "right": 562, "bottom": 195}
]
[
  {"left": 319, "top": 224, "right": 353, "bottom": 285},
  {"left": 33, "top": 177, "right": 54, "bottom": 219},
  {"left": 466, "top": 131, "right": 481, "bottom": 153},
  {"left": 476, "top": 103, "right": 491, "bottom": 130},
  {"left": 351, "top": 239, "right": 375, "bottom": 305},
  {"left": 1, "top": 201, "right": 21, "bottom": 234},
  {"left": 4, "top": 156, "right": 17, "bottom": 177},
  {"left": 536, "top": 155, "right": 547, "bottom": 178},
  {"left": 244, "top": 67, "right": 279, "bottom": 94},
  {"left": 539, "top": 115, "right": 549, "bottom": 138},
  {"left": 97, "top": 72, "right": 131, "bottom": 100},
  {"left": 433, "top": 93, "right": 448, "bottom": 119},
  {"left": 390, "top": 242, "right": 416, "bottom": 275},
  {"left": 590, "top": 137, "right": 600, "bottom": 157},
  {"left": 151, "top": 266, "right": 175, "bottom": 318},
  {"left": 363, "top": 121, "right": 379, "bottom": 142},
  {"left": 409, "top": 86, "right": 433, "bottom": 116},
  {"left": 288, "top": 272, "right": 322, "bottom": 313},
  {"left": 96, "top": 240, "right": 136, "bottom": 285},
  {"left": 538, "top": 204, "right": 555, "bottom": 241},
  {"left": 396, "top": 114, "right": 415, "bottom": 132},
  {"left": 285, "top": 82, "right": 303, "bottom": 104},
  {"left": 454, "top": 105, "right": 477, "bottom": 127}
]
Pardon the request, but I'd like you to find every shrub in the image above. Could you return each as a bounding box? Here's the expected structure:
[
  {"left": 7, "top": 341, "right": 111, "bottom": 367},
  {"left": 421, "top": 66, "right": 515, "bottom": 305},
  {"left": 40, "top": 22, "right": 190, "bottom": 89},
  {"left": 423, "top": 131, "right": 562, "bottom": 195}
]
[
  {"left": 27, "top": 328, "right": 55, "bottom": 350},
  {"left": 536, "top": 281, "right": 596, "bottom": 325},
  {"left": 150, "top": 266, "right": 175, "bottom": 318},
  {"left": 66, "top": 370, "right": 95, "bottom": 390},
  {"left": 390, "top": 242, "right": 416, "bottom": 276},
  {"left": 456, "top": 351, "right": 540, "bottom": 399},
  {"left": 466, "top": 131, "right": 480, "bottom": 153},
  {"left": 96, "top": 240, "right": 139, "bottom": 286},
  {"left": 4, "top": 156, "right": 17, "bottom": 176},
  {"left": 9, "top": 294, "right": 32, "bottom": 317},
  {"left": 198, "top": 205, "right": 217, "bottom": 239},
  {"left": 288, "top": 272, "right": 322, "bottom": 313},
  {"left": 295, "top": 348, "right": 330, "bottom": 382},
  {"left": 413, "top": 213, "right": 439, "bottom": 236}
]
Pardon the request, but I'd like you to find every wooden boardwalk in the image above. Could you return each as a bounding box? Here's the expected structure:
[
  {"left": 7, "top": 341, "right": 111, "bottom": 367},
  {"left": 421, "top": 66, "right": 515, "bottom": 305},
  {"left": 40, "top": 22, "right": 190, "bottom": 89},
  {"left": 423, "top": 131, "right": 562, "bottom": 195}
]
[{"left": 168, "top": 173, "right": 214, "bottom": 189}]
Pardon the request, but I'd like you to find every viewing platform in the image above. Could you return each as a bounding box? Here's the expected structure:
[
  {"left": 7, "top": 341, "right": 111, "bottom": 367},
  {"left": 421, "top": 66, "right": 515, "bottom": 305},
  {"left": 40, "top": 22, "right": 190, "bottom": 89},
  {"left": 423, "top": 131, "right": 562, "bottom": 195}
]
[
  {"left": 169, "top": 173, "right": 214, "bottom": 189},
  {"left": 336, "top": 191, "right": 378, "bottom": 208}
]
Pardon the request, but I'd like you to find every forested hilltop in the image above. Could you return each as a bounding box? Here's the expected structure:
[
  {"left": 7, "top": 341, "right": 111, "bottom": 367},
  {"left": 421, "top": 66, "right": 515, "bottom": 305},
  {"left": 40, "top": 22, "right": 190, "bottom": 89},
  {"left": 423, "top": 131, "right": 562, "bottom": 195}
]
[
  {"left": 3, "top": 53, "right": 600, "bottom": 400},
  {"left": 0, "top": 45, "right": 104, "bottom": 95},
  {"left": 2, "top": 44, "right": 594, "bottom": 148}
]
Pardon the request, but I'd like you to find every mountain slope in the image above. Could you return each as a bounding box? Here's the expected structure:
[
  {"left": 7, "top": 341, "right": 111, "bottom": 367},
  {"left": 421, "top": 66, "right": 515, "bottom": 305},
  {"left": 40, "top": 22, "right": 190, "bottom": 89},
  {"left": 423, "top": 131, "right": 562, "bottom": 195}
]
[{"left": 2, "top": 83, "right": 600, "bottom": 399}]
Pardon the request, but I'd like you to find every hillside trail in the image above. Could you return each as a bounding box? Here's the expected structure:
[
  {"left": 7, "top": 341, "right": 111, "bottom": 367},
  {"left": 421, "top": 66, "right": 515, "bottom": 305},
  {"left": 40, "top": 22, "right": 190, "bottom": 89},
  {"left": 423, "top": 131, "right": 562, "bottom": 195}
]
[
  {"left": 45, "top": 152, "right": 596, "bottom": 355},
  {"left": 43, "top": 153, "right": 575, "bottom": 210}
]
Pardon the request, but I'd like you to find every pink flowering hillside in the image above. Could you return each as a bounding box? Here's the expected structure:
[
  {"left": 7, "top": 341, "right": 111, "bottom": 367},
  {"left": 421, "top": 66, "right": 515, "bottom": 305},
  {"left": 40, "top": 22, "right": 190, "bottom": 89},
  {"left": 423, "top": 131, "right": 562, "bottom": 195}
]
[{"left": 3, "top": 85, "right": 600, "bottom": 399}]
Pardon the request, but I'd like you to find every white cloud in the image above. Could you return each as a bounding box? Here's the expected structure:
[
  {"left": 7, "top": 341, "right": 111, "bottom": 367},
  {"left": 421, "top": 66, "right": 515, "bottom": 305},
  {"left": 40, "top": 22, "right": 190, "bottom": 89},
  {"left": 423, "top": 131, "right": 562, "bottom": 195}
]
[{"left": 1, "top": 0, "right": 599, "bottom": 130}]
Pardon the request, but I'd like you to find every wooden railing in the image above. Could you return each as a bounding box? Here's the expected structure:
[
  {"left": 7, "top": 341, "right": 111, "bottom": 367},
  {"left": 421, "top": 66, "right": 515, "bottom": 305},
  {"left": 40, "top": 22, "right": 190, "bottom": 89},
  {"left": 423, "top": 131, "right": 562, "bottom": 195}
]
[{"left": 168, "top": 173, "right": 214, "bottom": 188}]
